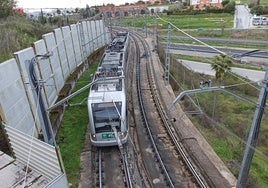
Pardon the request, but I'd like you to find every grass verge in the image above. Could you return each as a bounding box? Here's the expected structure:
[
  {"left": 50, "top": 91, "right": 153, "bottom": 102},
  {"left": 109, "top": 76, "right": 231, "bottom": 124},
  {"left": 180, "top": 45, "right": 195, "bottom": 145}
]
[
  {"left": 56, "top": 61, "right": 99, "bottom": 187},
  {"left": 169, "top": 54, "right": 268, "bottom": 187}
]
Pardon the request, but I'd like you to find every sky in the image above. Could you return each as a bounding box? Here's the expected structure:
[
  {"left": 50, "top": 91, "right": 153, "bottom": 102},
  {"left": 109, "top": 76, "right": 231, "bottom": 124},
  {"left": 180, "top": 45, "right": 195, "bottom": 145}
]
[{"left": 16, "top": 0, "right": 137, "bottom": 8}]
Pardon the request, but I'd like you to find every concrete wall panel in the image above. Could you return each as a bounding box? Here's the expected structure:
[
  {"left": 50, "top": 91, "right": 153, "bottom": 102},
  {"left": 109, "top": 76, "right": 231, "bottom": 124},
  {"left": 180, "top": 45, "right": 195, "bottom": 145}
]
[
  {"left": 54, "top": 28, "right": 70, "bottom": 78},
  {"left": 90, "top": 21, "right": 97, "bottom": 50},
  {"left": 62, "top": 26, "right": 76, "bottom": 73},
  {"left": 99, "top": 20, "right": 105, "bottom": 46},
  {"left": 43, "top": 32, "right": 65, "bottom": 92},
  {"left": 70, "top": 24, "right": 83, "bottom": 66},
  {"left": 105, "top": 27, "right": 110, "bottom": 45},
  {"left": 0, "top": 59, "right": 38, "bottom": 136},
  {"left": 95, "top": 20, "right": 100, "bottom": 48},
  {"left": 33, "top": 39, "right": 58, "bottom": 107},
  {"left": 14, "top": 48, "right": 46, "bottom": 136},
  {"left": 82, "top": 21, "right": 90, "bottom": 55},
  {"left": 86, "top": 21, "right": 93, "bottom": 53}
]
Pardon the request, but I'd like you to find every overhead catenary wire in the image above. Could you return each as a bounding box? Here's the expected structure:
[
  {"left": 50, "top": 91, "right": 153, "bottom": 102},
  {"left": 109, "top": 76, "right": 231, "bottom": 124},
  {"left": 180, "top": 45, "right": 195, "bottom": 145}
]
[
  {"left": 169, "top": 35, "right": 262, "bottom": 91},
  {"left": 155, "top": 14, "right": 262, "bottom": 91},
  {"left": 158, "top": 30, "right": 262, "bottom": 91},
  {"left": 153, "top": 14, "right": 267, "bottom": 172},
  {"left": 156, "top": 15, "right": 226, "bottom": 55}
]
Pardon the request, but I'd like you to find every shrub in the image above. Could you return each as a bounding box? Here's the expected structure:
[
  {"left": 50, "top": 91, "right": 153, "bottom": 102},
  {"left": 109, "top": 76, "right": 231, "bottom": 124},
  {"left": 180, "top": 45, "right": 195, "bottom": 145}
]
[
  {"left": 0, "top": 15, "right": 54, "bottom": 62},
  {"left": 0, "top": 0, "right": 16, "bottom": 18}
]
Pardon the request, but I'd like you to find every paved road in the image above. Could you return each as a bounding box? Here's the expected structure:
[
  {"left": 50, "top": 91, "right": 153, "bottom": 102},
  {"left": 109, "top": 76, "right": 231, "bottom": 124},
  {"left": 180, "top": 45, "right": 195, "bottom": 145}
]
[
  {"left": 235, "top": 5, "right": 252, "bottom": 29},
  {"left": 166, "top": 43, "right": 268, "bottom": 59},
  {"left": 180, "top": 60, "right": 266, "bottom": 82}
]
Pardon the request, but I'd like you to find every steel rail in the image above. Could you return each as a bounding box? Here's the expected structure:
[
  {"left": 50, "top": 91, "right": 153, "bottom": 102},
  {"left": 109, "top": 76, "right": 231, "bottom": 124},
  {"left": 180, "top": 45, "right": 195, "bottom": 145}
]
[
  {"left": 98, "top": 148, "right": 102, "bottom": 188},
  {"left": 131, "top": 32, "right": 175, "bottom": 188},
  {"left": 140, "top": 31, "right": 208, "bottom": 188},
  {"left": 121, "top": 145, "right": 133, "bottom": 188}
]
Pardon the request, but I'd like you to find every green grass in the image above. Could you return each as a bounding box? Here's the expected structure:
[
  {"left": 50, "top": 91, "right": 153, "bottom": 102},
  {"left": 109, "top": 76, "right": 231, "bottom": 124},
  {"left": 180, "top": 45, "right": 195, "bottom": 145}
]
[
  {"left": 238, "top": 0, "right": 268, "bottom": 6},
  {"left": 169, "top": 56, "right": 268, "bottom": 187},
  {"left": 56, "top": 62, "right": 99, "bottom": 187},
  {"left": 58, "top": 107, "right": 88, "bottom": 184},
  {"left": 0, "top": 15, "right": 54, "bottom": 62},
  {"left": 188, "top": 90, "right": 268, "bottom": 187},
  {"left": 157, "top": 14, "right": 234, "bottom": 29},
  {"left": 159, "top": 30, "right": 268, "bottom": 49},
  {"left": 120, "top": 13, "right": 234, "bottom": 29}
]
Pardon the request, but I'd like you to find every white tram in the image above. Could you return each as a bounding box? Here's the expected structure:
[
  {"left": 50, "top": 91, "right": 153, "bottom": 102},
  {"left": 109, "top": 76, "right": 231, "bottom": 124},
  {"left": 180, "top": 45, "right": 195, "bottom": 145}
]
[{"left": 87, "top": 32, "right": 129, "bottom": 147}]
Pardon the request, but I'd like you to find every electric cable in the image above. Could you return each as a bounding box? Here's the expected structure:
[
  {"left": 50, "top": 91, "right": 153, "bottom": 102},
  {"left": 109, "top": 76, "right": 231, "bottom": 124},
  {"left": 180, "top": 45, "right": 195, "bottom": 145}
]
[{"left": 155, "top": 14, "right": 263, "bottom": 91}]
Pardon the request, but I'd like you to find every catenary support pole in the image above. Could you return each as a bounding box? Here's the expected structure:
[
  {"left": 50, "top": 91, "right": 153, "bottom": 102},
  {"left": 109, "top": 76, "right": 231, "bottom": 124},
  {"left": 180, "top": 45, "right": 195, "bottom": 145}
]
[
  {"left": 237, "top": 67, "right": 268, "bottom": 188},
  {"left": 164, "top": 23, "right": 171, "bottom": 85}
]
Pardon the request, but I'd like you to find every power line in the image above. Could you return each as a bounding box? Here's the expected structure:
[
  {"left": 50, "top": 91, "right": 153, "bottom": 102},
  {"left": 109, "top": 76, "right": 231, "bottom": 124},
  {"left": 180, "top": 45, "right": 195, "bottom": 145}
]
[{"left": 155, "top": 14, "right": 262, "bottom": 91}]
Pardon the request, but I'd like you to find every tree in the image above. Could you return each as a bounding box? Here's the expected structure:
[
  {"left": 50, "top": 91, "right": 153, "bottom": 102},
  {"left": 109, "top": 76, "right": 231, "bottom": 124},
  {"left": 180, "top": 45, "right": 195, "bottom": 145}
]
[
  {"left": 0, "top": 0, "right": 17, "bottom": 18},
  {"left": 56, "top": 8, "right": 61, "bottom": 15},
  {"left": 250, "top": 5, "right": 265, "bottom": 15},
  {"left": 211, "top": 54, "right": 233, "bottom": 80},
  {"left": 136, "top": 0, "right": 145, "bottom": 4},
  {"left": 223, "top": 0, "right": 235, "bottom": 13},
  {"left": 94, "top": 6, "right": 99, "bottom": 14},
  {"left": 85, "top": 4, "right": 90, "bottom": 18},
  {"left": 221, "top": 0, "right": 230, "bottom": 7}
]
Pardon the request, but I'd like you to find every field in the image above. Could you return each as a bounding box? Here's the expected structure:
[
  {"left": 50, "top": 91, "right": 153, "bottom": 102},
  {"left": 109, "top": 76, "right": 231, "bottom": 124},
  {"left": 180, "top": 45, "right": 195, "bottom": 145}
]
[
  {"left": 121, "top": 13, "right": 234, "bottom": 30},
  {"left": 238, "top": 0, "right": 268, "bottom": 6}
]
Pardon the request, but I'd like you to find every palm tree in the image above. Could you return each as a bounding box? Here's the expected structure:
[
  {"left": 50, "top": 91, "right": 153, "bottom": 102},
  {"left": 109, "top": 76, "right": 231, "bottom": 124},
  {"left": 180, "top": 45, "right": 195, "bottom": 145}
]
[{"left": 211, "top": 54, "right": 233, "bottom": 81}]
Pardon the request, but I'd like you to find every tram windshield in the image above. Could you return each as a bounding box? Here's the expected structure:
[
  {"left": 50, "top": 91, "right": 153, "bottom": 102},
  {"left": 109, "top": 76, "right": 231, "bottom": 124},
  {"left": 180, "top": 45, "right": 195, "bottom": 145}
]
[{"left": 92, "top": 102, "right": 122, "bottom": 133}]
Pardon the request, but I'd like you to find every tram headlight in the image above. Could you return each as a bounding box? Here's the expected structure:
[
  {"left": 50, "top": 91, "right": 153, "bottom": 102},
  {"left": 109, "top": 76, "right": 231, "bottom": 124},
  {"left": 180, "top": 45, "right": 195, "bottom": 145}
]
[
  {"left": 91, "top": 134, "right": 96, "bottom": 140},
  {"left": 120, "top": 131, "right": 126, "bottom": 138}
]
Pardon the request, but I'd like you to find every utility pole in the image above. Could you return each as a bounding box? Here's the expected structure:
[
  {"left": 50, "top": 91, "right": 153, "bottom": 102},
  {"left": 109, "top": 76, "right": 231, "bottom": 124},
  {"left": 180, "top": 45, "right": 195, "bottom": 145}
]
[
  {"left": 237, "top": 67, "right": 268, "bottom": 187},
  {"left": 164, "top": 23, "right": 171, "bottom": 85}
]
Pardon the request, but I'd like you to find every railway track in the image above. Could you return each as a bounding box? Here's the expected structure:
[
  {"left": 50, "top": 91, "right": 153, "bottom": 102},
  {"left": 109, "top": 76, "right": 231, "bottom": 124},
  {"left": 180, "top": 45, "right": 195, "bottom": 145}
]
[
  {"left": 76, "top": 28, "right": 236, "bottom": 188},
  {"left": 86, "top": 28, "right": 229, "bottom": 188},
  {"left": 94, "top": 145, "right": 133, "bottom": 188},
  {"left": 130, "top": 31, "right": 208, "bottom": 187}
]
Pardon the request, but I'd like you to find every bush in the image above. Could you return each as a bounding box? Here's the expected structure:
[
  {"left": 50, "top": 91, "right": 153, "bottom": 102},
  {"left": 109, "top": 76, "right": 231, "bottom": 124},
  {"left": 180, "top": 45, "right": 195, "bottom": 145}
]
[
  {"left": 250, "top": 5, "right": 268, "bottom": 15},
  {"left": 223, "top": 0, "right": 236, "bottom": 13},
  {"left": 222, "top": 0, "right": 230, "bottom": 7},
  {"left": 0, "top": 15, "right": 54, "bottom": 62},
  {"left": 0, "top": 0, "right": 16, "bottom": 18}
]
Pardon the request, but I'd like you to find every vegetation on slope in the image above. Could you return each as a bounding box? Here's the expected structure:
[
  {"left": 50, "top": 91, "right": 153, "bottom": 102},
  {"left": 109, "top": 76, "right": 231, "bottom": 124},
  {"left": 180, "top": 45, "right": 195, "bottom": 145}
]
[
  {"left": 0, "top": 15, "right": 54, "bottom": 62},
  {"left": 56, "top": 52, "right": 102, "bottom": 187},
  {"left": 164, "top": 49, "right": 268, "bottom": 188}
]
